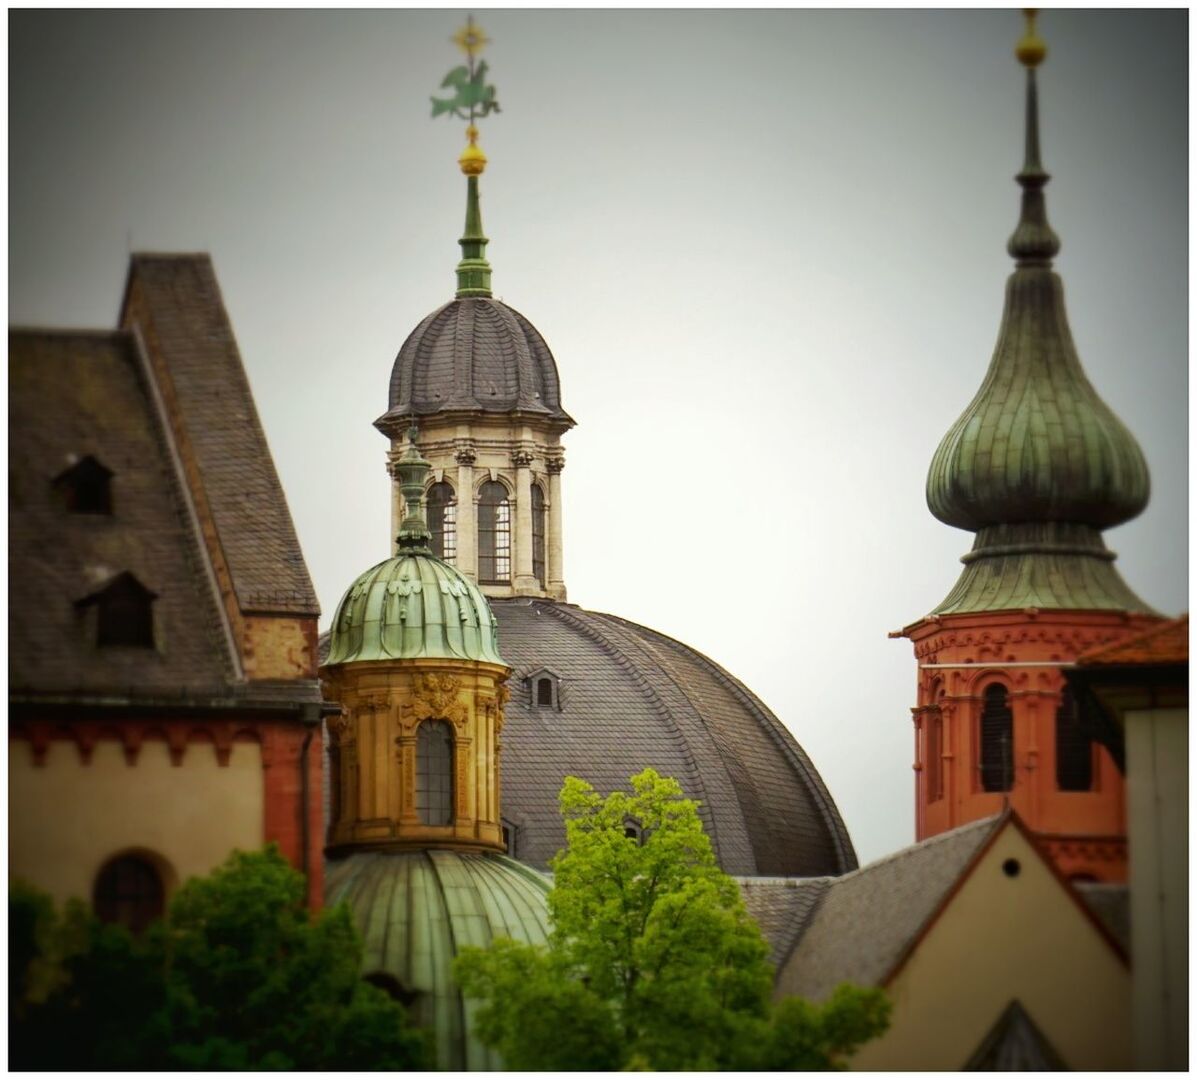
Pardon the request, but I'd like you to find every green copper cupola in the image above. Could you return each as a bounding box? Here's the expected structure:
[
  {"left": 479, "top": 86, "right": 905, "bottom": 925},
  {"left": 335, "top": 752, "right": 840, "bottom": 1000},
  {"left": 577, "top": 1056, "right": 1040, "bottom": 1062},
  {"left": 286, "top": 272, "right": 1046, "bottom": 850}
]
[{"left": 924, "top": 11, "right": 1152, "bottom": 615}]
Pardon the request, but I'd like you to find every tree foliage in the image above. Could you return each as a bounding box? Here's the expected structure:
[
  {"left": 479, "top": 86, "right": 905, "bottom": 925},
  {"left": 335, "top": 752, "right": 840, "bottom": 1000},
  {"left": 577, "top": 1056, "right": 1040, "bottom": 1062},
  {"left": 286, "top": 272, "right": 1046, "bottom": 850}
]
[
  {"left": 9, "top": 846, "right": 429, "bottom": 1071},
  {"left": 454, "top": 768, "right": 890, "bottom": 1070}
]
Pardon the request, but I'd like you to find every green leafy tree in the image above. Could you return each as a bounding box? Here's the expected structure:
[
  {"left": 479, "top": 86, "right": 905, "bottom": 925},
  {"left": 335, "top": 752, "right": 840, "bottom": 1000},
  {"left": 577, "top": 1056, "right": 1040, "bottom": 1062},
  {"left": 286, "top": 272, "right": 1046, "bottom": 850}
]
[
  {"left": 10, "top": 846, "right": 430, "bottom": 1071},
  {"left": 455, "top": 769, "right": 889, "bottom": 1070}
]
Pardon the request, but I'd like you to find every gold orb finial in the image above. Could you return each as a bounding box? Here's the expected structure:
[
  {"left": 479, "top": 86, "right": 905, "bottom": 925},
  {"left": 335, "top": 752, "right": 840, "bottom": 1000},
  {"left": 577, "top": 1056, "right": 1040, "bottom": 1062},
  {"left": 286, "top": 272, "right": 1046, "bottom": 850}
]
[
  {"left": 459, "top": 123, "right": 487, "bottom": 176},
  {"left": 1016, "top": 9, "right": 1047, "bottom": 68}
]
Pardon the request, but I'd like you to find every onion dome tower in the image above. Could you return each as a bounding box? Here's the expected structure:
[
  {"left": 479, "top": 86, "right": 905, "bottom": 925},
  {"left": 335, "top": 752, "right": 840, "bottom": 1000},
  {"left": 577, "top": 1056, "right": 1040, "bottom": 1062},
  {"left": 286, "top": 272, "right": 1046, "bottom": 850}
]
[
  {"left": 894, "top": 11, "right": 1162, "bottom": 883},
  {"left": 321, "top": 419, "right": 550, "bottom": 1069}
]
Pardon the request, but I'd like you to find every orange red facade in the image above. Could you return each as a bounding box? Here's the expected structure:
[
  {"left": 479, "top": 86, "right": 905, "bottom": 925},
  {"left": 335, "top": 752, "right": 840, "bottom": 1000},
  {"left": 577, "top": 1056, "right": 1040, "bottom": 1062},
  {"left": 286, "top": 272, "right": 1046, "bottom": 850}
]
[{"left": 900, "top": 609, "right": 1161, "bottom": 882}]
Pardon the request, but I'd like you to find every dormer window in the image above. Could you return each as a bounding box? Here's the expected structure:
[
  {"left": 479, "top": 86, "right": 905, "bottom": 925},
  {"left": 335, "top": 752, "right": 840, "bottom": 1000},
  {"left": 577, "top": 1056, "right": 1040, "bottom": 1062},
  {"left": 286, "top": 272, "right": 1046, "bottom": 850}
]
[
  {"left": 623, "top": 818, "right": 645, "bottom": 844},
  {"left": 75, "top": 572, "right": 157, "bottom": 648},
  {"left": 526, "top": 668, "right": 561, "bottom": 709},
  {"left": 501, "top": 818, "right": 518, "bottom": 856},
  {"left": 53, "top": 455, "right": 113, "bottom": 514}
]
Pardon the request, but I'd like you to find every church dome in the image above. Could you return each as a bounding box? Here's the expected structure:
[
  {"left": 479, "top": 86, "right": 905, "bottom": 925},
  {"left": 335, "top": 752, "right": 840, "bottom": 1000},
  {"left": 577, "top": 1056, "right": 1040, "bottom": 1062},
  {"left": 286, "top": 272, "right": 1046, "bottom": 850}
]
[
  {"left": 317, "top": 599, "right": 856, "bottom": 878},
  {"left": 324, "top": 551, "right": 502, "bottom": 666},
  {"left": 326, "top": 849, "right": 551, "bottom": 1070},
  {"left": 489, "top": 599, "right": 856, "bottom": 877},
  {"left": 377, "top": 298, "right": 574, "bottom": 430}
]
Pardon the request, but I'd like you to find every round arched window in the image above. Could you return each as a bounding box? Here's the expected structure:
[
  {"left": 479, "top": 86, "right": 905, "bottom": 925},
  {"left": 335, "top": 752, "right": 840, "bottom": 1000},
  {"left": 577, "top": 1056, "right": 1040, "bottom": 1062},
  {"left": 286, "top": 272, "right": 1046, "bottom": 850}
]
[
  {"left": 426, "top": 481, "right": 457, "bottom": 562},
  {"left": 477, "top": 482, "right": 511, "bottom": 584},
  {"left": 93, "top": 853, "right": 165, "bottom": 933}
]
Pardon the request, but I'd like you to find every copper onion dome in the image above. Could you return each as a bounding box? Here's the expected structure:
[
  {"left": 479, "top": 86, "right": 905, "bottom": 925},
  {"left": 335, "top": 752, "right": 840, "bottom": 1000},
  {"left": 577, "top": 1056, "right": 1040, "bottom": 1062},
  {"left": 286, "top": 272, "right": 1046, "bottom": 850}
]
[{"left": 924, "top": 13, "right": 1152, "bottom": 616}]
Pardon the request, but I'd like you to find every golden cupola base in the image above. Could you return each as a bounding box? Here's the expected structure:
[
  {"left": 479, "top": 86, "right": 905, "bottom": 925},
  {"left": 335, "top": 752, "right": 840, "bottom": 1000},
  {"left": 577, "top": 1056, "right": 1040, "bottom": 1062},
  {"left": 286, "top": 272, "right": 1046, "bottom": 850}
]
[
  {"left": 321, "top": 424, "right": 512, "bottom": 856},
  {"left": 323, "top": 659, "right": 509, "bottom": 855}
]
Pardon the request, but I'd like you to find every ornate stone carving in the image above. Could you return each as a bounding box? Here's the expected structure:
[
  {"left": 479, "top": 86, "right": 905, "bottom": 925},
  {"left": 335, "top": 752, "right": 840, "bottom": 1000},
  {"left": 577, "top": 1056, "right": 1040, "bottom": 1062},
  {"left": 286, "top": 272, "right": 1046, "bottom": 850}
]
[
  {"left": 512, "top": 448, "right": 535, "bottom": 468},
  {"left": 455, "top": 442, "right": 477, "bottom": 465},
  {"left": 544, "top": 454, "right": 565, "bottom": 474},
  {"left": 409, "top": 672, "right": 468, "bottom": 728}
]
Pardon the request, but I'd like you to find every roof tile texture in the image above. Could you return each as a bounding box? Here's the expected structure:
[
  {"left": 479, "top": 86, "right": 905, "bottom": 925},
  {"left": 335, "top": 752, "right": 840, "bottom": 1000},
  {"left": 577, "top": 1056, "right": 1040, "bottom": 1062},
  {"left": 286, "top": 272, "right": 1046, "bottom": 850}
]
[
  {"left": 121, "top": 254, "right": 319, "bottom": 615},
  {"left": 1076, "top": 614, "right": 1188, "bottom": 667},
  {"left": 9, "top": 331, "right": 236, "bottom": 694}
]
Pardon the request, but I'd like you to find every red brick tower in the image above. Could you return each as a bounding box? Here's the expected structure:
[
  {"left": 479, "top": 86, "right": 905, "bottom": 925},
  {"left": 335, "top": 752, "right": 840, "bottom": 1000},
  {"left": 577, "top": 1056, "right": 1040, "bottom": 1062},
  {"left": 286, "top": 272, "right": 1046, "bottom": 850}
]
[{"left": 893, "top": 13, "right": 1162, "bottom": 883}]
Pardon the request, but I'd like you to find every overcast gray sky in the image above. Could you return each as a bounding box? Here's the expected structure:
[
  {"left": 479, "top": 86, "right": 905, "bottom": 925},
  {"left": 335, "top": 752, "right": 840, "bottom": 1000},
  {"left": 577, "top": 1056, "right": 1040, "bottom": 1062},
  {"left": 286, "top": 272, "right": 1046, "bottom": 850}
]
[{"left": 9, "top": 9, "right": 1187, "bottom": 866}]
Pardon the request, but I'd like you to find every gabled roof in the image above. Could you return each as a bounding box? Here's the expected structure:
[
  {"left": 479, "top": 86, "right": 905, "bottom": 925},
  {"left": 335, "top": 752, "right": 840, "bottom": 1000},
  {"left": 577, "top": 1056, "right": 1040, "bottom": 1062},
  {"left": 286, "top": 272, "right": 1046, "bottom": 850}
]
[
  {"left": 778, "top": 815, "right": 1002, "bottom": 1002},
  {"left": 737, "top": 876, "right": 832, "bottom": 968},
  {"left": 964, "top": 999, "right": 1067, "bottom": 1071},
  {"left": 9, "top": 330, "right": 238, "bottom": 695},
  {"left": 120, "top": 253, "right": 319, "bottom": 616}
]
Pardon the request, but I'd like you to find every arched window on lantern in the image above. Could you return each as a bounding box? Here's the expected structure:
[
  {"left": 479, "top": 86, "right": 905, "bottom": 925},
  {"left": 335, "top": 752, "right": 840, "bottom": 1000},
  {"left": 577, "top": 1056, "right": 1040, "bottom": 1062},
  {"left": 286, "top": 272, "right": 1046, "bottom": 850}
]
[
  {"left": 979, "top": 683, "right": 1013, "bottom": 793},
  {"left": 1056, "top": 686, "right": 1093, "bottom": 791},
  {"left": 426, "top": 481, "right": 457, "bottom": 562},
  {"left": 416, "top": 720, "right": 454, "bottom": 826},
  {"left": 531, "top": 483, "right": 546, "bottom": 588},
  {"left": 926, "top": 684, "right": 944, "bottom": 803},
  {"left": 477, "top": 481, "right": 511, "bottom": 584},
  {"left": 93, "top": 852, "right": 166, "bottom": 934}
]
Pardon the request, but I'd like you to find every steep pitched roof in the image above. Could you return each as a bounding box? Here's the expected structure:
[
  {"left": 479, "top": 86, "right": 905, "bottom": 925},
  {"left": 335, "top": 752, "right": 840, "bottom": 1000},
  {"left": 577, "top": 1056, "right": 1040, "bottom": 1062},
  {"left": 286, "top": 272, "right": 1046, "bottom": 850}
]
[
  {"left": 964, "top": 999, "right": 1067, "bottom": 1071},
  {"left": 9, "top": 330, "right": 237, "bottom": 695},
  {"left": 779, "top": 815, "right": 1003, "bottom": 1001},
  {"left": 1073, "top": 882, "right": 1130, "bottom": 957},
  {"left": 120, "top": 253, "right": 318, "bottom": 616},
  {"left": 737, "top": 877, "right": 832, "bottom": 968}
]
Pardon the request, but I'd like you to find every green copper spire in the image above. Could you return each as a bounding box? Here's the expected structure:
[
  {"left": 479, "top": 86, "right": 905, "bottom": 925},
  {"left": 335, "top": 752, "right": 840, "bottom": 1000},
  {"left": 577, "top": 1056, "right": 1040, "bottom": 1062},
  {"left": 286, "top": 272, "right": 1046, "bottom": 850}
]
[
  {"left": 394, "top": 421, "right": 433, "bottom": 553},
  {"left": 431, "top": 16, "right": 499, "bottom": 299},
  {"left": 923, "top": 11, "right": 1152, "bottom": 616},
  {"left": 456, "top": 169, "right": 493, "bottom": 298}
]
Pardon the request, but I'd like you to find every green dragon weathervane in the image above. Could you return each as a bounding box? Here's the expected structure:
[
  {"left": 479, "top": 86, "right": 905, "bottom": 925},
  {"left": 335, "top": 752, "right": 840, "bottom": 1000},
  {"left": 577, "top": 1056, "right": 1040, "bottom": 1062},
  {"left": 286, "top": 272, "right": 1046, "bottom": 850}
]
[{"left": 431, "top": 15, "right": 499, "bottom": 177}]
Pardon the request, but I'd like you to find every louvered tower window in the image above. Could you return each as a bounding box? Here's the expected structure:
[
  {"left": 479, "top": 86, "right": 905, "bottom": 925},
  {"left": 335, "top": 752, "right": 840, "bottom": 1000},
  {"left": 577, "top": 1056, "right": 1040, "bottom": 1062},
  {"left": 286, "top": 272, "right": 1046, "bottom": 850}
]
[
  {"left": 531, "top": 484, "right": 546, "bottom": 587},
  {"left": 93, "top": 853, "right": 165, "bottom": 934},
  {"left": 477, "top": 481, "right": 511, "bottom": 584},
  {"left": 426, "top": 481, "right": 457, "bottom": 562},
  {"left": 416, "top": 720, "right": 454, "bottom": 826},
  {"left": 979, "top": 684, "right": 1014, "bottom": 792},
  {"left": 1055, "top": 686, "right": 1093, "bottom": 791}
]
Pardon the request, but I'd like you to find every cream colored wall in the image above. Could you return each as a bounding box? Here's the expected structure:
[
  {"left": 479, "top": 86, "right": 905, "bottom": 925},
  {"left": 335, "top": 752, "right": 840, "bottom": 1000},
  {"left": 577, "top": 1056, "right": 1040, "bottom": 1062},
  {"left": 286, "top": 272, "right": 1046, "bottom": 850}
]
[
  {"left": 1125, "top": 706, "right": 1188, "bottom": 1070},
  {"left": 390, "top": 416, "right": 566, "bottom": 600},
  {"left": 9, "top": 738, "right": 264, "bottom": 907},
  {"left": 851, "top": 826, "right": 1131, "bottom": 1070}
]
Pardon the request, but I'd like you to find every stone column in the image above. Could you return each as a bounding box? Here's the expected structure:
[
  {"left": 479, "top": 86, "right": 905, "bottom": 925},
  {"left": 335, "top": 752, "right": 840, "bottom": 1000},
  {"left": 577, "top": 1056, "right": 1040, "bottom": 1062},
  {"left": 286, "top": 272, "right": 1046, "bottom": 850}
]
[
  {"left": 546, "top": 453, "right": 566, "bottom": 600},
  {"left": 454, "top": 441, "right": 477, "bottom": 581},
  {"left": 513, "top": 446, "right": 536, "bottom": 592}
]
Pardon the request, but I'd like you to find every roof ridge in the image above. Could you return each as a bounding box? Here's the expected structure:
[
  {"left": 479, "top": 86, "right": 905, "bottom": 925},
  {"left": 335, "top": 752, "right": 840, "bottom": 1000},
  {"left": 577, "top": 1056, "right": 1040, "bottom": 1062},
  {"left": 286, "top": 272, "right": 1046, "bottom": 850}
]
[
  {"left": 834, "top": 812, "right": 1003, "bottom": 883},
  {"left": 1077, "top": 612, "right": 1187, "bottom": 665}
]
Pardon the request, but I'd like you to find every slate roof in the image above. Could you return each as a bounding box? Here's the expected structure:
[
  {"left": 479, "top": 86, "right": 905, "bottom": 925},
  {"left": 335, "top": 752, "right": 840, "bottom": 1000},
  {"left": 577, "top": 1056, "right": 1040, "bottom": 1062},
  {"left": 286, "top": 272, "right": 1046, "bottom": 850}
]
[
  {"left": 317, "top": 598, "right": 857, "bottom": 878},
  {"left": 778, "top": 815, "right": 1002, "bottom": 1002},
  {"left": 9, "top": 330, "right": 237, "bottom": 696},
  {"left": 377, "top": 298, "right": 574, "bottom": 433},
  {"left": 493, "top": 600, "right": 857, "bottom": 877},
  {"left": 737, "top": 876, "right": 832, "bottom": 968},
  {"left": 1073, "top": 883, "right": 1130, "bottom": 957},
  {"left": 964, "top": 1000, "right": 1067, "bottom": 1071},
  {"left": 119, "top": 254, "right": 319, "bottom": 616}
]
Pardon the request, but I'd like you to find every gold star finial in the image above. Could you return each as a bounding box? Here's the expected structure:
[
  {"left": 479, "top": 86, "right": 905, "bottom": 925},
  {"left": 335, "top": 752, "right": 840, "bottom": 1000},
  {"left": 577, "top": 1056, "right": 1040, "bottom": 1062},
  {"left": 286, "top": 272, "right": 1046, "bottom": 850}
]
[
  {"left": 1016, "top": 9, "right": 1047, "bottom": 68},
  {"left": 453, "top": 16, "right": 490, "bottom": 59}
]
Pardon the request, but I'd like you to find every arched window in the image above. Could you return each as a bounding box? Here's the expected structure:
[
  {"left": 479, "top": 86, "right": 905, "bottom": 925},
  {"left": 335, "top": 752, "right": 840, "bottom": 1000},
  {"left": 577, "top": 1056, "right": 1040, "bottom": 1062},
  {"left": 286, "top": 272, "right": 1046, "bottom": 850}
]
[
  {"left": 979, "top": 683, "right": 1013, "bottom": 793},
  {"left": 93, "top": 853, "right": 165, "bottom": 933},
  {"left": 416, "top": 720, "right": 454, "bottom": 826},
  {"left": 426, "top": 481, "right": 457, "bottom": 562},
  {"left": 927, "top": 707, "right": 944, "bottom": 803},
  {"left": 531, "top": 484, "right": 546, "bottom": 588},
  {"left": 477, "top": 481, "right": 511, "bottom": 584},
  {"left": 1056, "top": 686, "right": 1093, "bottom": 791},
  {"left": 536, "top": 677, "right": 554, "bottom": 707}
]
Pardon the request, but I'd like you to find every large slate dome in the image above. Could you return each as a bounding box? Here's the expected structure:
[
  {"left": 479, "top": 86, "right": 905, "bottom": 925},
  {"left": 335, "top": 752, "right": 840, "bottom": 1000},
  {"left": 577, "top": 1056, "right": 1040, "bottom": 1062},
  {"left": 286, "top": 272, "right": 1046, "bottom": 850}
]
[
  {"left": 378, "top": 298, "right": 574, "bottom": 427},
  {"left": 481, "top": 599, "right": 853, "bottom": 876}
]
